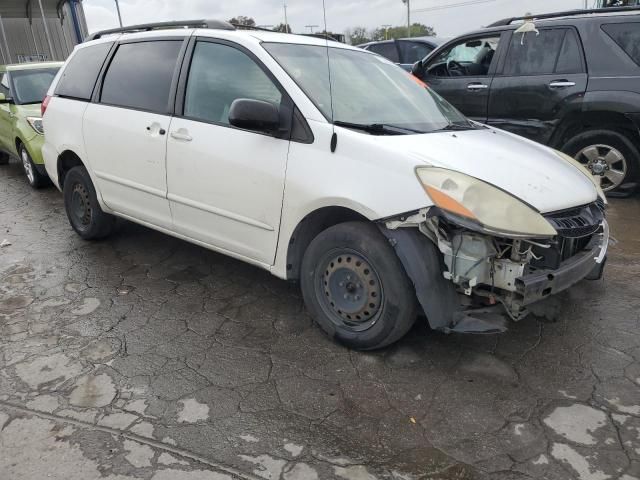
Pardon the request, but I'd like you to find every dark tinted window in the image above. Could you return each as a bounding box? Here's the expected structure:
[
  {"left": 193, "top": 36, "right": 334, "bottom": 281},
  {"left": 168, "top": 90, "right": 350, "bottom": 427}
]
[
  {"left": 368, "top": 42, "right": 400, "bottom": 63},
  {"left": 56, "top": 42, "right": 112, "bottom": 100},
  {"left": 101, "top": 40, "right": 182, "bottom": 113},
  {"left": 602, "top": 22, "right": 640, "bottom": 66},
  {"left": 184, "top": 42, "right": 281, "bottom": 125},
  {"left": 12, "top": 68, "right": 60, "bottom": 104},
  {"left": 555, "top": 30, "right": 584, "bottom": 74},
  {"left": 398, "top": 41, "right": 434, "bottom": 64},
  {"left": 504, "top": 29, "right": 566, "bottom": 76}
]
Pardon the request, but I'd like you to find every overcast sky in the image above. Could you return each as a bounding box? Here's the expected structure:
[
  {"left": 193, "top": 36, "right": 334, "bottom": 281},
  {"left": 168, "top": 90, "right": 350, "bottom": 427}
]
[{"left": 83, "top": 0, "right": 590, "bottom": 38}]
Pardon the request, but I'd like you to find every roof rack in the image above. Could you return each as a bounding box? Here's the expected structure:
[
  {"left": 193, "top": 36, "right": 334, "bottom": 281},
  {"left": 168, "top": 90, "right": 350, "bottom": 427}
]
[
  {"left": 86, "top": 19, "right": 234, "bottom": 41},
  {"left": 487, "top": 5, "right": 640, "bottom": 27}
]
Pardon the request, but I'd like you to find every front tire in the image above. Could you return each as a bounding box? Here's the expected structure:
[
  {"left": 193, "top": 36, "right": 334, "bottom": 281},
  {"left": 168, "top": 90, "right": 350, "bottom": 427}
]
[
  {"left": 20, "top": 144, "right": 49, "bottom": 189},
  {"left": 300, "top": 221, "right": 417, "bottom": 350},
  {"left": 561, "top": 130, "right": 639, "bottom": 193},
  {"left": 63, "top": 166, "right": 114, "bottom": 240}
]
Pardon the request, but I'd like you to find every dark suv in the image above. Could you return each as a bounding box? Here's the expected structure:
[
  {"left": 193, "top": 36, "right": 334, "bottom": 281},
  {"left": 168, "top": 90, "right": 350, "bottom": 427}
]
[{"left": 412, "top": 7, "right": 640, "bottom": 193}]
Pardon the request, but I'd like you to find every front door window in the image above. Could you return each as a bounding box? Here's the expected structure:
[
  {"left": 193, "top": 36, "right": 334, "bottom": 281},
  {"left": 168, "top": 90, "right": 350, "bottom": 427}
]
[{"left": 427, "top": 36, "right": 500, "bottom": 77}]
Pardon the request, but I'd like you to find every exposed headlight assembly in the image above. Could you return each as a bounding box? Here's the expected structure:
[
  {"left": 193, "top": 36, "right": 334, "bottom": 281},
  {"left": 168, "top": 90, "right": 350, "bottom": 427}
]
[
  {"left": 27, "top": 116, "right": 44, "bottom": 135},
  {"left": 416, "top": 167, "right": 557, "bottom": 238},
  {"left": 555, "top": 150, "right": 607, "bottom": 204}
]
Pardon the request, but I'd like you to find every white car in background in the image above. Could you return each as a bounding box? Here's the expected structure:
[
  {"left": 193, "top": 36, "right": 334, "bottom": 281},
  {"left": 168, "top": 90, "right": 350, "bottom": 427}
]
[{"left": 42, "top": 20, "right": 608, "bottom": 350}]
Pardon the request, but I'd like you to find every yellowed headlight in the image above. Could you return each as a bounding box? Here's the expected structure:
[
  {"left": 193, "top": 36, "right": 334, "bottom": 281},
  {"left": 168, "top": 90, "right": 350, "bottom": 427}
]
[{"left": 417, "top": 167, "right": 557, "bottom": 238}]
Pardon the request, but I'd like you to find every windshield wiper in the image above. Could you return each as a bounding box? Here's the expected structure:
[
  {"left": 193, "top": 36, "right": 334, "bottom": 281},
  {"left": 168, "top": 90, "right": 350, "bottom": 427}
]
[
  {"left": 333, "top": 121, "right": 423, "bottom": 135},
  {"left": 437, "top": 122, "right": 478, "bottom": 132}
]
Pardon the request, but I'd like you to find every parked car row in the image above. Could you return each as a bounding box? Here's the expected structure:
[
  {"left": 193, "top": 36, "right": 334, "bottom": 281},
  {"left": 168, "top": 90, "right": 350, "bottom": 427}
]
[
  {"left": 364, "top": 7, "right": 640, "bottom": 195},
  {"left": 0, "top": 18, "right": 609, "bottom": 349}
]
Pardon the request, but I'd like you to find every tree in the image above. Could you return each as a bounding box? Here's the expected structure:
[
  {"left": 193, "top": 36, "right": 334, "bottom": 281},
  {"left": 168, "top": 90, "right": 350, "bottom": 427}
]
[
  {"left": 273, "top": 23, "right": 292, "bottom": 33},
  {"left": 348, "top": 26, "right": 371, "bottom": 45},
  {"left": 372, "top": 23, "right": 436, "bottom": 41},
  {"left": 228, "top": 16, "right": 256, "bottom": 27}
]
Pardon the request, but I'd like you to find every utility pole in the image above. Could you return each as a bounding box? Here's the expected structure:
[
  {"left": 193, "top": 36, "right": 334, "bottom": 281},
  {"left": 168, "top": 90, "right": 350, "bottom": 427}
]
[
  {"left": 283, "top": 1, "right": 289, "bottom": 33},
  {"left": 382, "top": 24, "right": 392, "bottom": 40},
  {"left": 401, "top": 0, "right": 411, "bottom": 37},
  {"left": 114, "top": 0, "right": 123, "bottom": 27},
  {"left": 305, "top": 24, "right": 319, "bottom": 33}
]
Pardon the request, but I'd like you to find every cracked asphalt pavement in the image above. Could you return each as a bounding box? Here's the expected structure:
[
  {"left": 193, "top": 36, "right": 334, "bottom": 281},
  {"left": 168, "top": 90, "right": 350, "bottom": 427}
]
[{"left": 1, "top": 159, "right": 640, "bottom": 480}]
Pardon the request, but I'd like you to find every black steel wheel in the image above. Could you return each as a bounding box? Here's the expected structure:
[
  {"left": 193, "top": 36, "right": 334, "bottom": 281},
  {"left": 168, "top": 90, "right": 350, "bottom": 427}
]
[
  {"left": 319, "top": 249, "right": 384, "bottom": 332},
  {"left": 301, "top": 221, "right": 417, "bottom": 350},
  {"left": 63, "top": 166, "right": 114, "bottom": 240}
]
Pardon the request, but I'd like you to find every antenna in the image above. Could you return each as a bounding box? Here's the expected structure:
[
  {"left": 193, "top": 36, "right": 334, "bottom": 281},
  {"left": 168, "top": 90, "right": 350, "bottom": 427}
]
[{"left": 322, "top": 0, "right": 337, "bottom": 152}]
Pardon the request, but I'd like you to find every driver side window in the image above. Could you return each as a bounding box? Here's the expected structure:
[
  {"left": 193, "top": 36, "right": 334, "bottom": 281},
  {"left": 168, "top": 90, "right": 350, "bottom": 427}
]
[{"left": 427, "top": 36, "right": 500, "bottom": 77}]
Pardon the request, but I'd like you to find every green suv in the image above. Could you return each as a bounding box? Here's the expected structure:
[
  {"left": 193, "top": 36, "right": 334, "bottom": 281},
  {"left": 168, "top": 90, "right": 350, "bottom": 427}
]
[{"left": 0, "top": 62, "right": 62, "bottom": 188}]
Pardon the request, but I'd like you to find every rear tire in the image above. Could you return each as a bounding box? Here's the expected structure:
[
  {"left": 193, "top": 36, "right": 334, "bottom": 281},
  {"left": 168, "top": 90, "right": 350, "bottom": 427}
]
[
  {"left": 561, "top": 129, "right": 639, "bottom": 193},
  {"left": 63, "top": 166, "right": 114, "bottom": 240},
  {"left": 300, "top": 221, "right": 417, "bottom": 350},
  {"left": 20, "top": 144, "right": 49, "bottom": 189}
]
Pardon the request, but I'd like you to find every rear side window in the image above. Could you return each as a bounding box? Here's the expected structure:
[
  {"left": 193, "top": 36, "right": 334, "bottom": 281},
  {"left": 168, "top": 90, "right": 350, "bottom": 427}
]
[
  {"left": 555, "top": 30, "right": 584, "bottom": 74},
  {"left": 602, "top": 22, "right": 640, "bottom": 66},
  {"left": 504, "top": 29, "right": 579, "bottom": 76},
  {"left": 368, "top": 42, "right": 400, "bottom": 63},
  {"left": 101, "top": 40, "right": 182, "bottom": 113},
  {"left": 55, "top": 42, "right": 112, "bottom": 100},
  {"left": 398, "top": 40, "right": 434, "bottom": 64}
]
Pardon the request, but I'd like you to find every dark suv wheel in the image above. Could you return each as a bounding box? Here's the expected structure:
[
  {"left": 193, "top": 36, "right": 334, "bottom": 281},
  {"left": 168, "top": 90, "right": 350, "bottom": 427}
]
[
  {"left": 300, "top": 221, "right": 417, "bottom": 350},
  {"left": 562, "top": 130, "right": 639, "bottom": 193},
  {"left": 63, "top": 166, "right": 115, "bottom": 240},
  {"left": 0, "top": 152, "right": 9, "bottom": 165}
]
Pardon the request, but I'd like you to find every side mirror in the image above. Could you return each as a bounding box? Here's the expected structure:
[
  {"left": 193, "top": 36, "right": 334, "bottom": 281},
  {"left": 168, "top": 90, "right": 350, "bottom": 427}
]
[
  {"left": 411, "top": 60, "right": 425, "bottom": 79},
  {"left": 229, "top": 98, "right": 280, "bottom": 134}
]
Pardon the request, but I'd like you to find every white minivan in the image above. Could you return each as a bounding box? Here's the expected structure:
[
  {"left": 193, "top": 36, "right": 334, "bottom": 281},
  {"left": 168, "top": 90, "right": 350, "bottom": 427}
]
[{"left": 43, "top": 20, "right": 609, "bottom": 349}]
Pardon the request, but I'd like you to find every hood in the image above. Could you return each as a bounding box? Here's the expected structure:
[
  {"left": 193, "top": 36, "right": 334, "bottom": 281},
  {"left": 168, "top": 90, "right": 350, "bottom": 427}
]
[
  {"left": 377, "top": 127, "right": 597, "bottom": 213},
  {"left": 15, "top": 103, "right": 42, "bottom": 118}
]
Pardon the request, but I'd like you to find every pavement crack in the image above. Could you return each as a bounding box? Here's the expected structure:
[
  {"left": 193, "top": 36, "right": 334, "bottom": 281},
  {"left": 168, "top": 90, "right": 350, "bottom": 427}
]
[{"left": 0, "top": 399, "right": 260, "bottom": 480}]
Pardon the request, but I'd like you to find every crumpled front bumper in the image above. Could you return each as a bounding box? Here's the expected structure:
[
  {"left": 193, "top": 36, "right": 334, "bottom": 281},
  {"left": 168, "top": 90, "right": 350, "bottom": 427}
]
[{"left": 515, "top": 220, "right": 609, "bottom": 306}]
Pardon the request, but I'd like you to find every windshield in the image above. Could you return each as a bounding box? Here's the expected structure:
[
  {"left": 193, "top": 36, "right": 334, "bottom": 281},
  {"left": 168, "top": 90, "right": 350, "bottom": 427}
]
[
  {"left": 263, "top": 43, "right": 473, "bottom": 134},
  {"left": 11, "top": 68, "right": 59, "bottom": 104}
]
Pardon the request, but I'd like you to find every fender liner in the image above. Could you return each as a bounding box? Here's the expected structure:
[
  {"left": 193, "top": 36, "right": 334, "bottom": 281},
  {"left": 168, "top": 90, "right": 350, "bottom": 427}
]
[{"left": 379, "top": 226, "right": 461, "bottom": 330}]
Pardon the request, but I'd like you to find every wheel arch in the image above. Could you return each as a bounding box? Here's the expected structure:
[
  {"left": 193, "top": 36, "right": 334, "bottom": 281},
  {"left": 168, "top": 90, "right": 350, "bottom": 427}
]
[
  {"left": 57, "top": 149, "right": 86, "bottom": 191},
  {"left": 284, "top": 205, "right": 370, "bottom": 281},
  {"left": 550, "top": 110, "right": 640, "bottom": 150}
]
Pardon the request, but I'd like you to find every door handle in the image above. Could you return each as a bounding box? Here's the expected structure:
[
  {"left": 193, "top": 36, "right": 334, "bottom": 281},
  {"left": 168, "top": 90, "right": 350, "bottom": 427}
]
[
  {"left": 170, "top": 130, "right": 192, "bottom": 142},
  {"left": 549, "top": 80, "right": 576, "bottom": 89},
  {"left": 467, "top": 83, "right": 488, "bottom": 91}
]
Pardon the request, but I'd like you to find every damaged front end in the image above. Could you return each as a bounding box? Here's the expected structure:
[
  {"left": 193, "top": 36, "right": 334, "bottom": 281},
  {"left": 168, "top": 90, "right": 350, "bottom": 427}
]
[{"left": 380, "top": 199, "right": 609, "bottom": 334}]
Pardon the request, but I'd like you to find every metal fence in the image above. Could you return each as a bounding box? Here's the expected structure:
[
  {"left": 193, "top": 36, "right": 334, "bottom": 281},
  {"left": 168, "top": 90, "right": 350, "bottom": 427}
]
[{"left": 0, "top": 0, "right": 88, "bottom": 64}]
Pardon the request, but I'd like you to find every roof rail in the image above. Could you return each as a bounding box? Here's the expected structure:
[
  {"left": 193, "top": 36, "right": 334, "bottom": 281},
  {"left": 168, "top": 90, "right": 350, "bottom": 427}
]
[
  {"left": 86, "top": 19, "right": 235, "bottom": 41},
  {"left": 230, "top": 23, "right": 278, "bottom": 32},
  {"left": 487, "top": 5, "right": 640, "bottom": 27}
]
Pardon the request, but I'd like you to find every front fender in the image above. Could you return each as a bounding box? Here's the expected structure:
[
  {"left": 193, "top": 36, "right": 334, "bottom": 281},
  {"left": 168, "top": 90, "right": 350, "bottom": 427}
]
[{"left": 379, "top": 226, "right": 461, "bottom": 330}]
